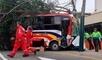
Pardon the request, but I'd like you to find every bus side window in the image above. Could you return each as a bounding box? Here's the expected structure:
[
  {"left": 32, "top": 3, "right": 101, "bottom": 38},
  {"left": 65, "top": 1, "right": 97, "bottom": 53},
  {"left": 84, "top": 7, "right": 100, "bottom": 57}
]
[
  {"left": 33, "top": 16, "right": 44, "bottom": 30},
  {"left": 54, "top": 16, "right": 62, "bottom": 24}
]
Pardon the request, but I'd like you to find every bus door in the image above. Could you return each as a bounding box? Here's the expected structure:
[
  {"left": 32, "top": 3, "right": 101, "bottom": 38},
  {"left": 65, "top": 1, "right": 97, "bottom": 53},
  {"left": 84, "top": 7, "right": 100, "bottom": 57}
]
[{"left": 61, "top": 16, "right": 70, "bottom": 48}]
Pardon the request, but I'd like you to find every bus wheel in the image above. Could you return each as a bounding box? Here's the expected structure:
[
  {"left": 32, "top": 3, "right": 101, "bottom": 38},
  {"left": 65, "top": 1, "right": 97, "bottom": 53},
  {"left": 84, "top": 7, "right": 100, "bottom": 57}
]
[{"left": 50, "top": 42, "right": 59, "bottom": 51}]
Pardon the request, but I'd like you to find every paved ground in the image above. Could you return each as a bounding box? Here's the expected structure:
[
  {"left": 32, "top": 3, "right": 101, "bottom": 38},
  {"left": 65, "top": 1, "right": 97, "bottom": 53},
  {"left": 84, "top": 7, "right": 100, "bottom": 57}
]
[{"left": 0, "top": 50, "right": 102, "bottom": 60}]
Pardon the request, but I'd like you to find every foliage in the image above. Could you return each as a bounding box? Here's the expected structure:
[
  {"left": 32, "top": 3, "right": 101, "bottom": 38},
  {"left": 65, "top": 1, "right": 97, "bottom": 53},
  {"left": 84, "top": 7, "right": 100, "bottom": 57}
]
[{"left": 0, "top": 0, "right": 50, "bottom": 42}]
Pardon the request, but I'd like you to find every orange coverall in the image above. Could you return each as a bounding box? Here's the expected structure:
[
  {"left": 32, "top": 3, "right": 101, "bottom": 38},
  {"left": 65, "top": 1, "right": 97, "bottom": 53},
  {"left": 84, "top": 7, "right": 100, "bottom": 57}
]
[
  {"left": 10, "top": 25, "right": 29, "bottom": 56},
  {"left": 26, "top": 29, "right": 35, "bottom": 52}
]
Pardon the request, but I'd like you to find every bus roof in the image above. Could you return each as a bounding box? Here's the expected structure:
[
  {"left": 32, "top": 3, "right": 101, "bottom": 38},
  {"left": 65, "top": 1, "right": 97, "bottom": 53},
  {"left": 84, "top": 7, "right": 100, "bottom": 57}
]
[
  {"left": 22, "top": 14, "right": 73, "bottom": 18},
  {"left": 35, "top": 14, "right": 72, "bottom": 17}
]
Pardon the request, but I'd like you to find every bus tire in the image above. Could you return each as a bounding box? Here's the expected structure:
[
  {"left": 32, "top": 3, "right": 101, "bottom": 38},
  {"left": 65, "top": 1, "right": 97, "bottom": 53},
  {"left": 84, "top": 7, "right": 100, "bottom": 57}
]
[{"left": 50, "top": 42, "right": 59, "bottom": 51}]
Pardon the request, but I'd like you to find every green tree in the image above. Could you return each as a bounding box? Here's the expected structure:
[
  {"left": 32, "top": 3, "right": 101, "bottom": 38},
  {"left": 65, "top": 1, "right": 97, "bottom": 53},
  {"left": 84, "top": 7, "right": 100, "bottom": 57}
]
[{"left": 0, "top": 0, "right": 50, "bottom": 49}]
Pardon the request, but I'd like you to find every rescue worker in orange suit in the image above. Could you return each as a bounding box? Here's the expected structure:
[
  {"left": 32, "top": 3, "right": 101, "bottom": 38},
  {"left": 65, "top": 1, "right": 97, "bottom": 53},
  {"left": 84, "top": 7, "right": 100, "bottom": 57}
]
[
  {"left": 8, "top": 21, "right": 29, "bottom": 58},
  {"left": 26, "top": 26, "right": 36, "bottom": 55}
]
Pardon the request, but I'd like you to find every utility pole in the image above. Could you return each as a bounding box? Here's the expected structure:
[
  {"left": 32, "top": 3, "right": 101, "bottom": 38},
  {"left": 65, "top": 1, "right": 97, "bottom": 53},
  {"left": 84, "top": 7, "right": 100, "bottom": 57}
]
[
  {"left": 79, "top": 0, "right": 86, "bottom": 51},
  {"left": 72, "top": 0, "right": 77, "bottom": 17}
]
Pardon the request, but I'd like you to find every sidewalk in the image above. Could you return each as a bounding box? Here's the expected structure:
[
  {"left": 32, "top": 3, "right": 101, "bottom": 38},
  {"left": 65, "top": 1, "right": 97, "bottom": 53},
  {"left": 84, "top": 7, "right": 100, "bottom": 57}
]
[
  {"left": 69, "top": 50, "right": 102, "bottom": 59},
  {"left": 47, "top": 50, "right": 102, "bottom": 60}
]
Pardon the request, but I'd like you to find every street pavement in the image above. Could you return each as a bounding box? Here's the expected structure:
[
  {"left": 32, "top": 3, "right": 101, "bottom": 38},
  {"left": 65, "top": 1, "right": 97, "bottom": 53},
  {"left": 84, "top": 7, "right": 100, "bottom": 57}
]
[{"left": 0, "top": 50, "right": 102, "bottom": 60}]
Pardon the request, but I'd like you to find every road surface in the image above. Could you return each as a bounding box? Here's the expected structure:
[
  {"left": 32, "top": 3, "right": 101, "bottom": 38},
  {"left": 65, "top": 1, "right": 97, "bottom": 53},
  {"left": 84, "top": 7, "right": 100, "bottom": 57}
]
[{"left": 0, "top": 50, "right": 102, "bottom": 60}]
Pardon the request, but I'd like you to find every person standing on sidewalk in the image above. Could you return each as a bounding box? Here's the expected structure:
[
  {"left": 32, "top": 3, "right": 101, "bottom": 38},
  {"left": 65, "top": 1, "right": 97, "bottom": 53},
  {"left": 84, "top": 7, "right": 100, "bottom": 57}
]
[
  {"left": 84, "top": 32, "right": 94, "bottom": 50},
  {"left": 8, "top": 21, "right": 29, "bottom": 58},
  {"left": 91, "top": 28, "right": 101, "bottom": 52}
]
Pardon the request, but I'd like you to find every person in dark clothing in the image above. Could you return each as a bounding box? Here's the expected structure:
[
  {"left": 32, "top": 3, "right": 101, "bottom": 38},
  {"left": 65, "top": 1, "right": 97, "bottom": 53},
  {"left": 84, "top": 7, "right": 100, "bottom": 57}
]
[
  {"left": 84, "top": 32, "right": 94, "bottom": 50},
  {"left": 91, "top": 28, "right": 101, "bottom": 52}
]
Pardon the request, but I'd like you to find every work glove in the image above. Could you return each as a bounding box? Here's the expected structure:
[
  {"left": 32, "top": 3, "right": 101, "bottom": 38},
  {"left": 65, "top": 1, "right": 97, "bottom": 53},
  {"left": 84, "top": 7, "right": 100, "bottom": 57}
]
[
  {"left": 66, "top": 35, "right": 71, "bottom": 40},
  {"left": 99, "top": 37, "right": 101, "bottom": 41}
]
